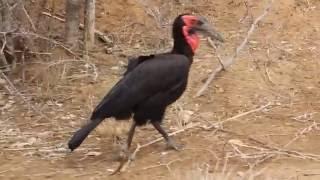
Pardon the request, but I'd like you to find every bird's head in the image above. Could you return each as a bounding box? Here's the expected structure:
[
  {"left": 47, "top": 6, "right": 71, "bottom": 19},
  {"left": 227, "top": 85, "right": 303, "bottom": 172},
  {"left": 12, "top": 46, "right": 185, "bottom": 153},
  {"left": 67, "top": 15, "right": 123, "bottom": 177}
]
[{"left": 173, "top": 14, "right": 224, "bottom": 53}]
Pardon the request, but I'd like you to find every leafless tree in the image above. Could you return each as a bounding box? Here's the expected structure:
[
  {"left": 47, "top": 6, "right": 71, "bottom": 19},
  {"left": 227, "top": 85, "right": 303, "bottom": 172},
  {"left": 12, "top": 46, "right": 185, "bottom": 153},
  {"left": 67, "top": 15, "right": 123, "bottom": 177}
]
[
  {"left": 0, "top": 0, "right": 16, "bottom": 70},
  {"left": 0, "top": 0, "right": 13, "bottom": 31},
  {"left": 65, "top": 0, "right": 81, "bottom": 48},
  {"left": 84, "top": 0, "right": 95, "bottom": 50}
]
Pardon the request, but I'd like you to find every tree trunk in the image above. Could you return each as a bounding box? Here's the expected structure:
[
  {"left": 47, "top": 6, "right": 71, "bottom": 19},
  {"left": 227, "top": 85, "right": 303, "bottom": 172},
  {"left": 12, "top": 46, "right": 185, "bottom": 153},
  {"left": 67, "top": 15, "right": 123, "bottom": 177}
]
[
  {"left": 84, "top": 0, "right": 95, "bottom": 50},
  {"left": 0, "top": 0, "right": 14, "bottom": 70},
  {"left": 0, "top": 0, "right": 13, "bottom": 32},
  {"left": 65, "top": 0, "right": 81, "bottom": 47}
]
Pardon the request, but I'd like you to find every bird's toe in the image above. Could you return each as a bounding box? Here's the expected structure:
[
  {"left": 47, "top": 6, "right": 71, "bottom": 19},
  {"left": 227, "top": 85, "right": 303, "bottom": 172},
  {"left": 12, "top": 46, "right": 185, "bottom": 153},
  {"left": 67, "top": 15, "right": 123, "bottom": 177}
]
[{"left": 166, "top": 138, "right": 183, "bottom": 151}]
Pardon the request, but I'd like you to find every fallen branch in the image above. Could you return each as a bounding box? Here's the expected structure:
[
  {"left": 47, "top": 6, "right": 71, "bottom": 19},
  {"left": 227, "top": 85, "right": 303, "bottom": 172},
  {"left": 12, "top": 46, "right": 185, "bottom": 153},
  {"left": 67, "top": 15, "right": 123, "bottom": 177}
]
[
  {"left": 195, "top": 0, "right": 273, "bottom": 97},
  {"left": 0, "top": 31, "right": 78, "bottom": 57},
  {"left": 203, "top": 102, "right": 272, "bottom": 130},
  {"left": 284, "top": 121, "right": 318, "bottom": 148},
  {"left": 140, "top": 158, "right": 185, "bottom": 172},
  {"left": 252, "top": 120, "right": 320, "bottom": 166},
  {"left": 228, "top": 138, "right": 320, "bottom": 162},
  {"left": 41, "top": 12, "right": 113, "bottom": 44},
  {"left": 0, "top": 169, "right": 11, "bottom": 174}
]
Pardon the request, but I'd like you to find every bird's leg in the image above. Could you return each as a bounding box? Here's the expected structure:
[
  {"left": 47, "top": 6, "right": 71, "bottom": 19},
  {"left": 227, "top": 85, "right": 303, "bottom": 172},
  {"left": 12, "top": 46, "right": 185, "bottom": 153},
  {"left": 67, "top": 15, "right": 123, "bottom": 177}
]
[
  {"left": 113, "top": 121, "right": 137, "bottom": 175},
  {"left": 151, "top": 121, "right": 182, "bottom": 151},
  {"left": 122, "top": 121, "right": 137, "bottom": 154},
  {"left": 126, "top": 121, "right": 136, "bottom": 150},
  {"left": 120, "top": 121, "right": 136, "bottom": 159}
]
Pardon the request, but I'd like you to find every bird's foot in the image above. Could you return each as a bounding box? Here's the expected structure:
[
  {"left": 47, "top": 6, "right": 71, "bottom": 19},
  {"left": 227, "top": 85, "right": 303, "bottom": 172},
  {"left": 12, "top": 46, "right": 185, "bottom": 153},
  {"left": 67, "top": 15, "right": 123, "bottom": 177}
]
[
  {"left": 118, "top": 144, "right": 130, "bottom": 160},
  {"left": 166, "top": 138, "right": 183, "bottom": 151}
]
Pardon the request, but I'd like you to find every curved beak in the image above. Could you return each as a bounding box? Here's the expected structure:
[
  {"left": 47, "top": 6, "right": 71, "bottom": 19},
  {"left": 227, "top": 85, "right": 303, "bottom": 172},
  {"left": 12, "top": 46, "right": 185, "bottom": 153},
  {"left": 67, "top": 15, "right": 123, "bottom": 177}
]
[{"left": 194, "top": 16, "right": 224, "bottom": 42}]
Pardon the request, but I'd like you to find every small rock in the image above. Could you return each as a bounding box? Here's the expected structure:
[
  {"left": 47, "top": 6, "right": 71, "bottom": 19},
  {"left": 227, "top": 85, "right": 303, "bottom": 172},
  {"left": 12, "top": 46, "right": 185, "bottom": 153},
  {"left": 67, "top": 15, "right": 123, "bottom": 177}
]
[
  {"left": 237, "top": 171, "right": 245, "bottom": 177},
  {"left": 11, "top": 142, "right": 30, "bottom": 148},
  {"left": 85, "top": 151, "right": 102, "bottom": 156},
  {"left": 0, "top": 78, "right": 5, "bottom": 85},
  {"left": 46, "top": 101, "right": 54, "bottom": 106},
  {"left": 161, "top": 152, "right": 169, "bottom": 156},
  {"left": 107, "top": 169, "right": 114, "bottom": 172},
  {"left": 111, "top": 66, "right": 120, "bottom": 71},
  {"left": 1, "top": 103, "right": 12, "bottom": 110},
  {"left": 133, "top": 43, "right": 141, "bottom": 49},
  {"left": 199, "top": 112, "right": 214, "bottom": 119},
  {"left": 228, "top": 139, "right": 245, "bottom": 146},
  {"left": 203, "top": 54, "right": 214, "bottom": 58},
  {"left": 61, "top": 114, "right": 76, "bottom": 120},
  {"left": 215, "top": 85, "right": 225, "bottom": 93},
  {"left": 179, "top": 110, "right": 194, "bottom": 125},
  {"left": 27, "top": 137, "right": 37, "bottom": 144},
  {"left": 249, "top": 40, "right": 259, "bottom": 44},
  {"left": 119, "top": 61, "right": 126, "bottom": 66},
  {"left": 105, "top": 47, "right": 113, "bottom": 54},
  {"left": 55, "top": 147, "right": 67, "bottom": 152},
  {"left": 55, "top": 102, "right": 63, "bottom": 107},
  {"left": 38, "top": 131, "right": 53, "bottom": 138},
  {"left": 0, "top": 100, "right": 5, "bottom": 106}
]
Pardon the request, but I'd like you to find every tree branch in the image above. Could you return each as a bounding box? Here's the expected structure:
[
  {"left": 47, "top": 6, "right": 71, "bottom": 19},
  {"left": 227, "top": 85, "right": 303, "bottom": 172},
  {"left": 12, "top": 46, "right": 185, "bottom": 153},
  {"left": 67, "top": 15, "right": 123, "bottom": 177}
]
[
  {"left": 41, "top": 12, "right": 112, "bottom": 44},
  {"left": 195, "top": 0, "right": 273, "bottom": 97}
]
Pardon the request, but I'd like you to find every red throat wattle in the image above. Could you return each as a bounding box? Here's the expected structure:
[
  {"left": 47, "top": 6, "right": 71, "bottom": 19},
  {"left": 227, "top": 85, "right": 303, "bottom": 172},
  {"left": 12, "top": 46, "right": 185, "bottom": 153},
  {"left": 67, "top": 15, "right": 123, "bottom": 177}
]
[
  {"left": 182, "top": 15, "right": 200, "bottom": 53},
  {"left": 182, "top": 26, "right": 199, "bottom": 53}
]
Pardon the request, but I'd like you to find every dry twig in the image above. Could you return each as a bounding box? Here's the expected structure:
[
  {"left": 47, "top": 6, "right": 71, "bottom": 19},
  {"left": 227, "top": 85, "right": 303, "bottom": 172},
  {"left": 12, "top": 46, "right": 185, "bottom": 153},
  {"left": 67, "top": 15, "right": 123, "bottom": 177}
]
[
  {"left": 239, "top": 1, "right": 250, "bottom": 23},
  {"left": 203, "top": 102, "right": 272, "bottom": 130},
  {"left": 21, "top": 2, "right": 36, "bottom": 32},
  {"left": 251, "top": 120, "right": 320, "bottom": 166},
  {"left": 41, "top": 12, "right": 112, "bottom": 44},
  {"left": 0, "top": 32, "right": 10, "bottom": 71},
  {"left": 284, "top": 121, "right": 318, "bottom": 147},
  {"left": 228, "top": 138, "right": 320, "bottom": 162},
  {"left": 195, "top": 0, "right": 274, "bottom": 97},
  {"left": 140, "top": 158, "right": 185, "bottom": 172},
  {"left": 0, "top": 72, "right": 49, "bottom": 120},
  {"left": 207, "top": 38, "right": 225, "bottom": 70}
]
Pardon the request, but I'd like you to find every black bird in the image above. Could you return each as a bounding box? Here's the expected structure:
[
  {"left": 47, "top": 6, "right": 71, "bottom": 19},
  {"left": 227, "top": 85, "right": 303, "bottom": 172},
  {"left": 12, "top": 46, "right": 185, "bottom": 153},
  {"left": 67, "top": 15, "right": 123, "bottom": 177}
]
[{"left": 68, "top": 14, "right": 224, "bottom": 152}]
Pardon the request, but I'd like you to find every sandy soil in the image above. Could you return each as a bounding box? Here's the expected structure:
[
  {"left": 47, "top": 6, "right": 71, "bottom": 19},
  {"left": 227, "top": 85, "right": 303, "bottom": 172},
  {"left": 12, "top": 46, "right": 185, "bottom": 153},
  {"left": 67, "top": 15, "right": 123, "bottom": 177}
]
[{"left": 1, "top": 0, "right": 320, "bottom": 179}]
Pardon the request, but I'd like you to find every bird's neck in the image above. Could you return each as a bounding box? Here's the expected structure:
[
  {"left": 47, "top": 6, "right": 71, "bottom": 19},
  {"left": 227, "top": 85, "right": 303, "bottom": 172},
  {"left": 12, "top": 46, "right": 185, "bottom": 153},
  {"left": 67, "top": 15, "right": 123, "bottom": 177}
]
[
  {"left": 171, "top": 28, "right": 196, "bottom": 61},
  {"left": 171, "top": 41, "right": 194, "bottom": 61}
]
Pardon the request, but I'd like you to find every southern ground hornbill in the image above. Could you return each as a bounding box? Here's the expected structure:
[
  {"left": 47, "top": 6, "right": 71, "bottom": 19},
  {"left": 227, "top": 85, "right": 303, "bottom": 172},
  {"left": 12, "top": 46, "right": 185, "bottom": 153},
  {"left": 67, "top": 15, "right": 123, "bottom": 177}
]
[{"left": 68, "top": 14, "right": 224, "bottom": 152}]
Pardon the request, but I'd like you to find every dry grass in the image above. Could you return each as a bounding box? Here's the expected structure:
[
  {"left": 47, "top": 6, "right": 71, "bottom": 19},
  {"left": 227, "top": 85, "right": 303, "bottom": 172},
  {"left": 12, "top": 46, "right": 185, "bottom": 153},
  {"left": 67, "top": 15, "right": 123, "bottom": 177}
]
[
  {"left": 172, "top": 161, "right": 269, "bottom": 180},
  {"left": 96, "top": 120, "right": 130, "bottom": 138},
  {"left": 1, "top": 0, "right": 320, "bottom": 179}
]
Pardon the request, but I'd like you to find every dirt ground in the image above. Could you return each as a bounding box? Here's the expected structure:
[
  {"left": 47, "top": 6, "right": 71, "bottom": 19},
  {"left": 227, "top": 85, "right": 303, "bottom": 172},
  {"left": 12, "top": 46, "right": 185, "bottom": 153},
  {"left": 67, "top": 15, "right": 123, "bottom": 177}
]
[{"left": 1, "top": 0, "right": 320, "bottom": 179}]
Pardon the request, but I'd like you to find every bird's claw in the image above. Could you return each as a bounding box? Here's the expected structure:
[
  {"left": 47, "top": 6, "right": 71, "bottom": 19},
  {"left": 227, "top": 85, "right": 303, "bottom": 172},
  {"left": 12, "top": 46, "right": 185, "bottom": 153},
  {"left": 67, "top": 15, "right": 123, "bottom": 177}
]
[
  {"left": 111, "top": 145, "right": 130, "bottom": 176},
  {"left": 166, "top": 138, "right": 183, "bottom": 151},
  {"left": 118, "top": 144, "right": 130, "bottom": 160}
]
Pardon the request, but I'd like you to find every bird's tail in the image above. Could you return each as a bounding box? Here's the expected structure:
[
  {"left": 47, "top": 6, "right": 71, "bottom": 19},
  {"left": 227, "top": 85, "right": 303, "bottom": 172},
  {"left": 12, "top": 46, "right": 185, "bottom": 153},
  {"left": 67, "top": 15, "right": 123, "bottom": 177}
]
[{"left": 68, "top": 118, "right": 103, "bottom": 151}]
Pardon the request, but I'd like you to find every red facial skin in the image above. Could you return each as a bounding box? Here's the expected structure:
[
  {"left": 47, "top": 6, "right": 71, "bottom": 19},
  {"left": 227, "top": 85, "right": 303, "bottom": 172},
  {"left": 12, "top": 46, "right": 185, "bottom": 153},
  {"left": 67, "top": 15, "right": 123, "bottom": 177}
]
[{"left": 182, "top": 15, "right": 200, "bottom": 53}]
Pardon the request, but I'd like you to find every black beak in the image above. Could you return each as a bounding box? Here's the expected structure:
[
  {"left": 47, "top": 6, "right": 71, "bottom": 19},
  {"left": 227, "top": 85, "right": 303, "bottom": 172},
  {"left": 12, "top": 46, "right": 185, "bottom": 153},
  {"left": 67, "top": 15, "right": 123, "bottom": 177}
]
[{"left": 194, "top": 16, "right": 224, "bottom": 42}]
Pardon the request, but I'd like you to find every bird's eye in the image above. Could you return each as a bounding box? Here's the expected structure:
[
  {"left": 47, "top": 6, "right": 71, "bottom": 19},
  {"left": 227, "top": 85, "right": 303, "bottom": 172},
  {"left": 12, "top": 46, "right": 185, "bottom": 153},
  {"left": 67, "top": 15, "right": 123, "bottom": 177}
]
[
  {"left": 190, "top": 19, "right": 197, "bottom": 25},
  {"left": 188, "top": 28, "right": 196, "bottom": 34},
  {"left": 197, "top": 20, "right": 204, "bottom": 26}
]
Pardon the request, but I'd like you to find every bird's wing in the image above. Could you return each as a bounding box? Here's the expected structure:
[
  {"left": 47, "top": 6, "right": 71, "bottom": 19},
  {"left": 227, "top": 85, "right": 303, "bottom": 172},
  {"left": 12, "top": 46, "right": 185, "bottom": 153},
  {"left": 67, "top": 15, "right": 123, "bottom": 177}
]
[
  {"left": 123, "top": 55, "right": 155, "bottom": 76},
  {"left": 90, "top": 54, "right": 190, "bottom": 120}
]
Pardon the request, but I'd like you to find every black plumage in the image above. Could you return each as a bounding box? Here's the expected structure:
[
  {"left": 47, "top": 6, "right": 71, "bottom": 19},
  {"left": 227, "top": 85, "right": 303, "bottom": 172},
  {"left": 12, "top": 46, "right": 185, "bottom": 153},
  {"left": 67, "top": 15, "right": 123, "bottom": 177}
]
[{"left": 68, "top": 14, "right": 223, "bottom": 152}]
